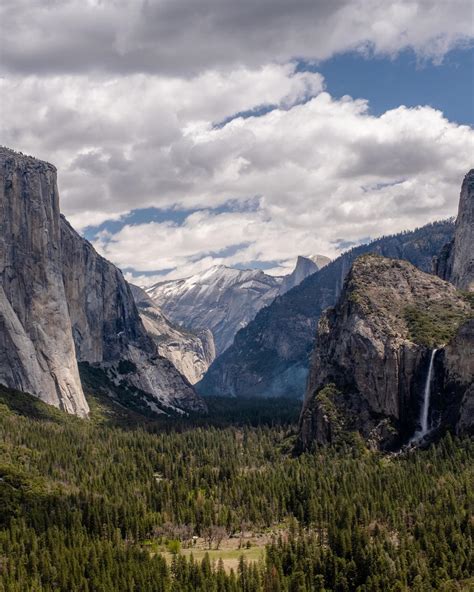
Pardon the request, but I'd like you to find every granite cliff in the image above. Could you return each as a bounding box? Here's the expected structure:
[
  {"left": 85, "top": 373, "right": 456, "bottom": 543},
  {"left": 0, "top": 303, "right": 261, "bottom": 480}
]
[
  {"left": 0, "top": 148, "right": 89, "bottom": 416},
  {"left": 61, "top": 218, "right": 204, "bottom": 414},
  {"left": 436, "top": 169, "right": 474, "bottom": 291},
  {"left": 130, "top": 284, "right": 215, "bottom": 384},
  {"left": 297, "top": 255, "right": 473, "bottom": 451},
  {"left": 438, "top": 319, "right": 474, "bottom": 437},
  {"left": 0, "top": 147, "right": 204, "bottom": 415},
  {"left": 278, "top": 255, "right": 330, "bottom": 295},
  {"left": 198, "top": 220, "right": 455, "bottom": 398}
]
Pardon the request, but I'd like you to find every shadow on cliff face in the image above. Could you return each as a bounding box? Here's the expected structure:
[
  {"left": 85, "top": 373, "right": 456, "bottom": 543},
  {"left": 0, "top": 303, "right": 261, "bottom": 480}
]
[
  {"left": 429, "top": 320, "right": 474, "bottom": 440},
  {"left": 398, "top": 347, "right": 438, "bottom": 446}
]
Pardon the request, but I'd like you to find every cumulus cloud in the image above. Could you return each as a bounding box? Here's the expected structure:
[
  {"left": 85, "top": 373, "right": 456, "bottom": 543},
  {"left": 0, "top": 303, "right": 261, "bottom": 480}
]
[
  {"left": 0, "top": 64, "right": 324, "bottom": 223},
  {"left": 90, "top": 92, "right": 473, "bottom": 280},
  {"left": 1, "top": 0, "right": 472, "bottom": 75},
  {"left": 2, "top": 63, "right": 472, "bottom": 279},
  {"left": 1, "top": 1, "right": 473, "bottom": 280}
]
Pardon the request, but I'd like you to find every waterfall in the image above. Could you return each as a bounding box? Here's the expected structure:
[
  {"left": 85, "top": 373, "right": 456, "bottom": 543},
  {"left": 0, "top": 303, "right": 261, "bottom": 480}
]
[{"left": 410, "top": 348, "right": 438, "bottom": 444}]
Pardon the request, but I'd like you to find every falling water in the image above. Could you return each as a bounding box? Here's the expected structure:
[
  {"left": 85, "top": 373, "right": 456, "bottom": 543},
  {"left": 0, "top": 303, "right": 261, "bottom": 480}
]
[{"left": 410, "top": 348, "right": 438, "bottom": 444}]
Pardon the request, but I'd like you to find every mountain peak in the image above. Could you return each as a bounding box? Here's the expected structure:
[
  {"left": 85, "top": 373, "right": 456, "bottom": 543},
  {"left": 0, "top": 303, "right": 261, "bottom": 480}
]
[
  {"left": 146, "top": 265, "right": 282, "bottom": 355},
  {"left": 278, "top": 253, "right": 330, "bottom": 295}
]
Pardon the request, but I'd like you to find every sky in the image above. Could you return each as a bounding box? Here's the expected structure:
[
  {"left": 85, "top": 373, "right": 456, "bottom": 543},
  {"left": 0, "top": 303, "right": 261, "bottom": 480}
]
[{"left": 1, "top": 0, "right": 473, "bottom": 283}]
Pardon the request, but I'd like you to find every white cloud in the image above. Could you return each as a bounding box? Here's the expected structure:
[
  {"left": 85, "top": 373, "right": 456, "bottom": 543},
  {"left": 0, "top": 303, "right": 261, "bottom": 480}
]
[
  {"left": 0, "top": 64, "right": 324, "bottom": 224},
  {"left": 2, "top": 63, "right": 472, "bottom": 280},
  {"left": 1, "top": 0, "right": 472, "bottom": 75},
  {"left": 91, "top": 92, "right": 473, "bottom": 279},
  {"left": 1, "top": 1, "right": 473, "bottom": 280}
]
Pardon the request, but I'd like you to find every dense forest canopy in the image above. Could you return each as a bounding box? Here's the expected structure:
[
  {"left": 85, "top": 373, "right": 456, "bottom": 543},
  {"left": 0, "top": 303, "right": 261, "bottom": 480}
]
[{"left": 0, "top": 385, "right": 472, "bottom": 591}]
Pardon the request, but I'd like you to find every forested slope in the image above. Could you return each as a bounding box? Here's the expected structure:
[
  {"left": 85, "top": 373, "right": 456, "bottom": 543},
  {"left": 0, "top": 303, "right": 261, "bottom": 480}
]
[{"left": 0, "top": 385, "right": 472, "bottom": 591}]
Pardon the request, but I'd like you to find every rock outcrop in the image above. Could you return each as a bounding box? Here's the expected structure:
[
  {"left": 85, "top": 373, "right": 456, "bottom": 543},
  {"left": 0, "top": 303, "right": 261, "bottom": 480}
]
[
  {"left": 198, "top": 220, "right": 455, "bottom": 399},
  {"left": 436, "top": 319, "right": 474, "bottom": 437},
  {"left": 436, "top": 169, "right": 474, "bottom": 291},
  {"left": 278, "top": 255, "right": 330, "bottom": 295},
  {"left": 0, "top": 147, "right": 205, "bottom": 416},
  {"left": 0, "top": 148, "right": 89, "bottom": 416},
  {"left": 130, "top": 285, "right": 215, "bottom": 384},
  {"left": 297, "top": 255, "right": 473, "bottom": 451}
]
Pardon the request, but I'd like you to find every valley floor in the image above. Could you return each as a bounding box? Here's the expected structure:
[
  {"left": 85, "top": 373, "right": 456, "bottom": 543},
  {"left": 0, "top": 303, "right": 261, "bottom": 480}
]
[
  {"left": 160, "top": 537, "right": 267, "bottom": 574},
  {"left": 0, "top": 386, "right": 472, "bottom": 591}
]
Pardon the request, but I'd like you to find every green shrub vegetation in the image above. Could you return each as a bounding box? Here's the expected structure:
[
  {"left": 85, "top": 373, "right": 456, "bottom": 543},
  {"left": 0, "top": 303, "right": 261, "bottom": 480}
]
[
  {"left": 315, "top": 384, "right": 341, "bottom": 422},
  {"left": 0, "top": 385, "right": 472, "bottom": 591},
  {"left": 404, "top": 296, "right": 473, "bottom": 347}
]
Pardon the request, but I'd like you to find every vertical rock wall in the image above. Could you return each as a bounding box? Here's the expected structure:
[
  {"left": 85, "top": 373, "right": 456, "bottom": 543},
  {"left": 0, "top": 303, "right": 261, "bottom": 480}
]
[
  {"left": 436, "top": 170, "right": 474, "bottom": 291},
  {"left": 0, "top": 148, "right": 89, "bottom": 415},
  {"left": 0, "top": 147, "right": 205, "bottom": 416},
  {"left": 297, "top": 255, "right": 472, "bottom": 451},
  {"left": 60, "top": 218, "right": 205, "bottom": 413}
]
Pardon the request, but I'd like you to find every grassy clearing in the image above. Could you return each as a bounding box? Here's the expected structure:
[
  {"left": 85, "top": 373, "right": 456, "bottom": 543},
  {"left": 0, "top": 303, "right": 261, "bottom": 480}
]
[
  {"left": 163, "top": 545, "right": 265, "bottom": 573},
  {"left": 149, "top": 532, "right": 275, "bottom": 573}
]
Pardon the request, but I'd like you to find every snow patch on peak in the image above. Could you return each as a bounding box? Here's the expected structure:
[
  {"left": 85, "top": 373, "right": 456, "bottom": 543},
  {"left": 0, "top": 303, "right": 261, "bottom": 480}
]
[
  {"left": 145, "top": 265, "right": 283, "bottom": 354},
  {"left": 145, "top": 257, "right": 329, "bottom": 355}
]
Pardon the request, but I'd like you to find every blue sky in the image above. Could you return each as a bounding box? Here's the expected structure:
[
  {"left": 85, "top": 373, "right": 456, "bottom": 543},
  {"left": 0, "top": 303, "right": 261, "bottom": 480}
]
[
  {"left": 2, "top": 0, "right": 473, "bottom": 282},
  {"left": 313, "top": 48, "right": 474, "bottom": 126}
]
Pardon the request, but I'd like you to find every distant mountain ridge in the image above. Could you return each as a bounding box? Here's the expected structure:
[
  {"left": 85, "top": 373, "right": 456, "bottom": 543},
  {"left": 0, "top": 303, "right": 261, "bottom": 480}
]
[
  {"left": 198, "top": 219, "right": 456, "bottom": 399},
  {"left": 146, "top": 257, "right": 327, "bottom": 355},
  {"left": 130, "top": 284, "right": 215, "bottom": 384},
  {"left": 146, "top": 265, "right": 281, "bottom": 355}
]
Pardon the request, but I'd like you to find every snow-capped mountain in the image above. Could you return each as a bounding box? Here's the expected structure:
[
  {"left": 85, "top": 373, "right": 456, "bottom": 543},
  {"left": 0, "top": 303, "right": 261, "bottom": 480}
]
[
  {"left": 145, "top": 258, "right": 328, "bottom": 355},
  {"left": 130, "top": 285, "right": 216, "bottom": 384},
  {"left": 146, "top": 266, "right": 282, "bottom": 355}
]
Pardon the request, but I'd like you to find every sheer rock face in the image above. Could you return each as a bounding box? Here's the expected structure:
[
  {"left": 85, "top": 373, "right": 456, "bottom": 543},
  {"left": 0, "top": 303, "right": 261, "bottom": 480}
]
[
  {"left": 0, "top": 147, "right": 204, "bottom": 416},
  {"left": 61, "top": 218, "right": 150, "bottom": 364},
  {"left": 436, "top": 170, "right": 474, "bottom": 291},
  {"left": 198, "top": 220, "right": 455, "bottom": 399},
  {"left": 130, "top": 285, "right": 215, "bottom": 384},
  {"left": 438, "top": 320, "right": 474, "bottom": 436},
  {"left": 297, "top": 255, "right": 472, "bottom": 451},
  {"left": 278, "top": 255, "right": 330, "bottom": 295},
  {"left": 0, "top": 148, "right": 89, "bottom": 416},
  {"left": 61, "top": 219, "right": 205, "bottom": 414}
]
